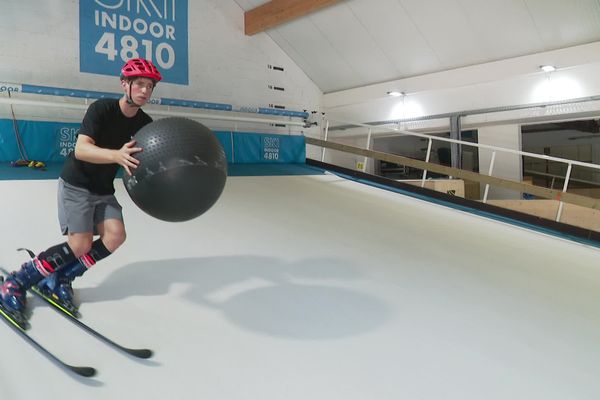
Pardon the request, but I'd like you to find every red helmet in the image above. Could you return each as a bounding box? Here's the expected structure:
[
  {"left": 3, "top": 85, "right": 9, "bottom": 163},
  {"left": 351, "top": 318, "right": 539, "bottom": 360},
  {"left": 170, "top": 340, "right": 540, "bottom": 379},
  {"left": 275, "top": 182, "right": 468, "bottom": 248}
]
[{"left": 121, "top": 58, "right": 162, "bottom": 82}]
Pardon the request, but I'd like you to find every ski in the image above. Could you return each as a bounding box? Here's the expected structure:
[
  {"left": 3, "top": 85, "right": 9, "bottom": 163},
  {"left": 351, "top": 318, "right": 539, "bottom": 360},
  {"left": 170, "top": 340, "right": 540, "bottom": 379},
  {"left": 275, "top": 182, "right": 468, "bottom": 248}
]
[
  {"left": 0, "top": 290, "right": 96, "bottom": 378},
  {"left": 31, "top": 284, "right": 154, "bottom": 359},
  {"left": 1, "top": 264, "right": 153, "bottom": 360}
]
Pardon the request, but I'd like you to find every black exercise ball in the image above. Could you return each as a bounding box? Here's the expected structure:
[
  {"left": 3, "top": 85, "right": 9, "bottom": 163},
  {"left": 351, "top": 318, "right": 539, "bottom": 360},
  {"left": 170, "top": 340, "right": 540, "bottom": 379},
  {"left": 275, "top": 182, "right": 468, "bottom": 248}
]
[{"left": 123, "top": 117, "right": 227, "bottom": 222}]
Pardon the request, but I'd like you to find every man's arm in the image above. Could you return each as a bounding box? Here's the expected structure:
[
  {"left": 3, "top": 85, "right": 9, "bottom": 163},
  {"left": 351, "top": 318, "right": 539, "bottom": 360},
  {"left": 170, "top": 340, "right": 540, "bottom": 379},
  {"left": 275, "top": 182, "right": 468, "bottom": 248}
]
[{"left": 74, "top": 134, "right": 142, "bottom": 176}]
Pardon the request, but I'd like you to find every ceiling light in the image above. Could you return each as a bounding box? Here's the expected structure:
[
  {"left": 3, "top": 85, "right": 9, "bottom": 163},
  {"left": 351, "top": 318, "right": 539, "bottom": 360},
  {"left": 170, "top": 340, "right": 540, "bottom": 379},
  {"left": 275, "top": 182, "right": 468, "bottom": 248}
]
[
  {"left": 387, "top": 91, "right": 404, "bottom": 97},
  {"left": 540, "top": 65, "right": 556, "bottom": 72}
]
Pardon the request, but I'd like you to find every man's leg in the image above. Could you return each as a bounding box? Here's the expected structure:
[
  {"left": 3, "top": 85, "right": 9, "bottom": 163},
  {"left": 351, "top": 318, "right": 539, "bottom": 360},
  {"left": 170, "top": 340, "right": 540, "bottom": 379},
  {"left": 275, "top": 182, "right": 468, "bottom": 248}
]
[
  {"left": 37, "top": 198, "right": 126, "bottom": 305},
  {"left": 1, "top": 241, "right": 80, "bottom": 312}
]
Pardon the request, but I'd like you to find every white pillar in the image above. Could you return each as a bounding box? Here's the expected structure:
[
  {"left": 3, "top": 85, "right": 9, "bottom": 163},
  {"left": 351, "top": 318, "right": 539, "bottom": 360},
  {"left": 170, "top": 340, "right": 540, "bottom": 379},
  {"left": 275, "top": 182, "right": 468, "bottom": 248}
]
[{"left": 478, "top": 124, "right": 523, "bottom": 200}]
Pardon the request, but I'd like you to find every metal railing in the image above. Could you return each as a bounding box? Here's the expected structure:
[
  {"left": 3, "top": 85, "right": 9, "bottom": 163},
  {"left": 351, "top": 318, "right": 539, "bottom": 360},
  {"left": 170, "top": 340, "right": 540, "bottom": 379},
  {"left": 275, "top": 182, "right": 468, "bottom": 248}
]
[{"left": 315, "top": 118, "right": 600, "bottom": 223}]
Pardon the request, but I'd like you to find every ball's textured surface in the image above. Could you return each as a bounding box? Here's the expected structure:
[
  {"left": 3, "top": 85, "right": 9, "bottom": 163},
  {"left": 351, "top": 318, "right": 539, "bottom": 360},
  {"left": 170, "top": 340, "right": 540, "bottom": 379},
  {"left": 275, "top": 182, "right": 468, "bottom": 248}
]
[{"left": 123, "top": 117, "right": 227, "bottom": 222}]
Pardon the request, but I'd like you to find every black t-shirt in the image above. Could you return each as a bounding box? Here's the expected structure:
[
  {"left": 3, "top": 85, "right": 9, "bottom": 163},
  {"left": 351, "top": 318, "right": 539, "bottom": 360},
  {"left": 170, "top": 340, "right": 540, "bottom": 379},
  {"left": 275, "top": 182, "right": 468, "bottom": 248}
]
[{"left": 61, "top": 98, "right": 152, "bottom": 195}]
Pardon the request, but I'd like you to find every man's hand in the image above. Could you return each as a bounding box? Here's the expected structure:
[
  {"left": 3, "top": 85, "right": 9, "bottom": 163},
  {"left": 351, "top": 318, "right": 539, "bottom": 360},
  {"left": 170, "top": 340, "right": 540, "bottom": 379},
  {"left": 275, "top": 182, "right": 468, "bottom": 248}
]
[{"left": 116, "top": 140, "right": 143, "bottom": 176}]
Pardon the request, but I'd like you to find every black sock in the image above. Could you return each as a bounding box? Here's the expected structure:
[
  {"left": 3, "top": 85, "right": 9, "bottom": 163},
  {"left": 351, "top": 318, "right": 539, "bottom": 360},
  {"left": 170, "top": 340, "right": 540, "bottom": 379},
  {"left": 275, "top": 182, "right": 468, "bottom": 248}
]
[
  {"left": 37, "top": 242, "right": 76, "bottom": 270},
  {"left": 78, "top": 239, "right": 112, "bottom": 269}
]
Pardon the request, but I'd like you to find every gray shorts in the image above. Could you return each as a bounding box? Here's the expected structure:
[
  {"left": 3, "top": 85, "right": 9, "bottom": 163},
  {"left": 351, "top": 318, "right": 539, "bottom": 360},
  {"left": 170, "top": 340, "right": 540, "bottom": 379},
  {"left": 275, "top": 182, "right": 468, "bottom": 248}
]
[{"left": 57, "top": 178, "right": 123, "bottom": 235}]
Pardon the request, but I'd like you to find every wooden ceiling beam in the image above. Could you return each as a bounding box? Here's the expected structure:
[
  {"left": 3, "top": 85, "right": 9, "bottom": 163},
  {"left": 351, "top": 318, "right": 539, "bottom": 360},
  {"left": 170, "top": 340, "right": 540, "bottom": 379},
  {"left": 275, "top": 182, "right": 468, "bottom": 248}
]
[{"left": 245, "top": 0, "right": 344, "bottom": 36}]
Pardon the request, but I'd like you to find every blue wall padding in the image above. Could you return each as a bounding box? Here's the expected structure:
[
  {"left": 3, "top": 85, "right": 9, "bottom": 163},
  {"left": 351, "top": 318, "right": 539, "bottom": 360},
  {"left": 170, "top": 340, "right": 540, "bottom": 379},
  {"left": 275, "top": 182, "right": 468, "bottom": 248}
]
[
  {"left": 233, "top": 132, "right": 306, "bottom": 163},
  {"left": 214, "top": 132, "right": 234, "bottom": 163},
  {"left": 0, "top": 119, "right": 305, "bottom": 164},
  {"left": 0, "top": 119, "right": 79, "bottom": 162}
]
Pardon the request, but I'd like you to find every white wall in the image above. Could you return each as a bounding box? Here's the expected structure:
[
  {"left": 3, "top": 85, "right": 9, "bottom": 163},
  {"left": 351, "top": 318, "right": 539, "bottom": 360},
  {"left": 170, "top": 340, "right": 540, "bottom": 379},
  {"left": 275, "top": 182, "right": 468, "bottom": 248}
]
[
  {"left": 0, "top": 1, "right": 321, "bottom": 134},
  {"left": 478, "top": 124, "right": 522, "bottom": 200},
  {"left": 319, "top": 42, "right": 600, "bottom": 187},
  {"left": 323, "top": 42, "right": 600, "bottom": 125}
]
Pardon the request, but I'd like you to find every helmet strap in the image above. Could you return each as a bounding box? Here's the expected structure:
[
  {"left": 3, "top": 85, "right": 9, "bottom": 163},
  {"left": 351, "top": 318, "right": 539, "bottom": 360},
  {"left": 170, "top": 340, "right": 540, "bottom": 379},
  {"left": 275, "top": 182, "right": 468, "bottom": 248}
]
[{"left": 125, "top": 80, "right": 142, "bottom": 108}]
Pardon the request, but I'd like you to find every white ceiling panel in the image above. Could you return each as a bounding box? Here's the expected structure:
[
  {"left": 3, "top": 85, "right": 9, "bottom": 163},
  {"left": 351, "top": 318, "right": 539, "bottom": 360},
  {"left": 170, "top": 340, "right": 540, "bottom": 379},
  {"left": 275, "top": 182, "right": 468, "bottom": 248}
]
[
  {"left": 524, "top": 0, "right": 600, "bottom": 45},
  {"left": 273, "top": 17, "right": 359, "bottom": 91},
  {"left": 455, "top": 0, "right": 544, "bottom": 57},
  {"left": 309, "top": 4, "right": 401, "bottom": 86},
  {"left": 345, "top": 0, "right": 441, "bottom": 81},
  {"left": 234, "top": 0, "right": 600, "bottom": 93},
  {"left": 399, "top": 0, "right": 491, "bottom": 65}
]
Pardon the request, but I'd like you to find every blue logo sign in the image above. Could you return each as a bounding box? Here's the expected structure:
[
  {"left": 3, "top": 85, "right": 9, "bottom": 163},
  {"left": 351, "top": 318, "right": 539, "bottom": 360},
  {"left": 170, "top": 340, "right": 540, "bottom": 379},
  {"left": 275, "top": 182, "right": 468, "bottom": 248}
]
[
  {"left": 262, "top": 136, "right": 281, "bottom": 161},
  {"left": 79, "top": 0, "right": 188, "bottom": 85}
]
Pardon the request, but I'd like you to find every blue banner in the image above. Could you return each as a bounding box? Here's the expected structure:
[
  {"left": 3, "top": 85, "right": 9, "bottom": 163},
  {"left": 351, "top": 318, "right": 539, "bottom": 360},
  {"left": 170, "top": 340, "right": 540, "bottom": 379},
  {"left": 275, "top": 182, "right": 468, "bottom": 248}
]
[
  {"left": 0, "top": 120, "right": 305, "bottom": 164},
  {"left": 79, "top": 0, "right": 189, "bottom": 85},
  {"left": 0, "top": 120, "right": 80, "bottom": 162},
  {"left": 233, "top": 133, "right": 306, "bottom": 163},
  {"left": 214, "top": 132, "right": 233, "bottom": 163}
]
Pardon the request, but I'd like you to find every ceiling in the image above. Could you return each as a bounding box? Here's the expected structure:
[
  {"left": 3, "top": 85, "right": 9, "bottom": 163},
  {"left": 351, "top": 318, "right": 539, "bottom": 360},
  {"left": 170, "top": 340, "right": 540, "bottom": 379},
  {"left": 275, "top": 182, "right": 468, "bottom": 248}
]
[{"left": 234, "top": 0, "right": 600, "bottom": 94}]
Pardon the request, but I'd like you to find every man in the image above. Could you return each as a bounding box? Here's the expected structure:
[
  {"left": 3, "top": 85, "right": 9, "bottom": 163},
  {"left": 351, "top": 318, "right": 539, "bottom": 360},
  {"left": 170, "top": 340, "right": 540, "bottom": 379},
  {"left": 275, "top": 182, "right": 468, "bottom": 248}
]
[{"left": 0, "top": 58, "right": 162, "bottom": 319}]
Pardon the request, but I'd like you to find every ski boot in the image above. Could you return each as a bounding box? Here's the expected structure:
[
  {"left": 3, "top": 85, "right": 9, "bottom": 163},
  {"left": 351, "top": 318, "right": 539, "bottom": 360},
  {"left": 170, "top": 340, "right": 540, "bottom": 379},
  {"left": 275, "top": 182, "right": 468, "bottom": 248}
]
[
  {"left": 0, "top": 258, "right": 51, "bottom": 328},
  {"left": 0, "top": 275, "right": 29, "bottom": 329},
  {"left": 35, "top": 261, "right": 88, "bottom": 317},
  {"left": 0, "top": 274, "right": 26, "bottom": 313}
]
